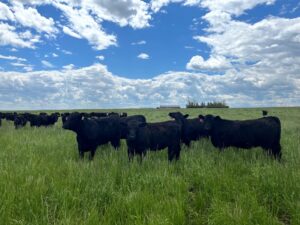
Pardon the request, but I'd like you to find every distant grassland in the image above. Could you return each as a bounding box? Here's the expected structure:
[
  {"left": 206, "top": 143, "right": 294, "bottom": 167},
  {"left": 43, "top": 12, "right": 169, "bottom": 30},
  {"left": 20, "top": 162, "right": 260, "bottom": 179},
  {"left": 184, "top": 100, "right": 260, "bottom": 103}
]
[{"left": 0, "top": 107, "right": 299, "bottom": 225}]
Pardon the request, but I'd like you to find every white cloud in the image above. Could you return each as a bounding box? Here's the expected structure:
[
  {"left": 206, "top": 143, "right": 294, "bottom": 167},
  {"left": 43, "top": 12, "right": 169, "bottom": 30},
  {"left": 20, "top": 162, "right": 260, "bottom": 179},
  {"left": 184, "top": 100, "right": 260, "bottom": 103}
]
[
  {"left": 150, "top": 0, "right": 275, "bottom": 15},
  {"left": 52, "top": 53, "right": 58, "bottom": 57},
  {"left": 61, "top": 49, "right": 72, "bottom": 55},
  {"left": 96, "top": 55, "right": 105, "bottom": 60},
  {"left": 0, "top": 2, "right": 15, "bottom": 21},
  {"left": 0, "top": 22, "right": 39, "bottom": 48},
  {"left": 186, "top": 55, "right": 232, "bottom": 71},
  {"left": 185, "top": 0, "right": 300, "bottom": 98},
  {"left": 41, "top": 60, "right": 54, "bottom": 68},
  {"left": 192, "top": 17, "right": 300, "bottom": 77},
  {"left": 10, "top": 61, "right": 34, "bottom": 72},
  {"left": 23, "top": 66, "right": 34, "bottom": 72},
  {"left": 138, "top": 53, "right": 150, "bottom": 59},
  {"left": 199, "top": 0, "right": 275, "bottom": 16},
  {"left": 11, "top": 62, "right": 27, "bottom": 67},
  {"left": 0, "top": 54, "right": 26, "bottom": 62},
  {"left": 0, "top": 0, "right": 152, "bottom": 50},
  {"left": 0, "top": 63, "right": 299, "bottom": 110},
  {"left": 150, "top": 0, "right": 181, "bottom": 13},
  {"left": 11, "top": 2, "right": 57, "bottom": 34},
  {"left": 131, "top": 40, "right": 147, "bottom": 45},
  {"left": 62, "top": 26, "right": 82, "bottom": 39},
  {"left": 54, "top": 2, "right": 117, "bottom": 50},
  {"left": 62, "top": 64, "right": 75, "bottom": 70},
  {"left": 83, "top": 0, "right": 152, "bottom": 29}
]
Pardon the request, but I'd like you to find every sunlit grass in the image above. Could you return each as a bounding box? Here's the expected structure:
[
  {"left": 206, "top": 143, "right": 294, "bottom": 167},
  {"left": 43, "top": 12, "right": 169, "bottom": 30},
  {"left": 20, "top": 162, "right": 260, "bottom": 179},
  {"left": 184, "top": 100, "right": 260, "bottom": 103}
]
[{"left": 0, "top": 107, "right": 299, "bottom": 225}]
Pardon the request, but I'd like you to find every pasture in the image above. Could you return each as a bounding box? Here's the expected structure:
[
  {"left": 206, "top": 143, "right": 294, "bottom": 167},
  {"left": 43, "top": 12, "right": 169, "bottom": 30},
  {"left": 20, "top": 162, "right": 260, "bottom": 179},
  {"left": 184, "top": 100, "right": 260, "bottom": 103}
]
[{"left": 0, "top": 107, "right": 299, "bottom": 225}]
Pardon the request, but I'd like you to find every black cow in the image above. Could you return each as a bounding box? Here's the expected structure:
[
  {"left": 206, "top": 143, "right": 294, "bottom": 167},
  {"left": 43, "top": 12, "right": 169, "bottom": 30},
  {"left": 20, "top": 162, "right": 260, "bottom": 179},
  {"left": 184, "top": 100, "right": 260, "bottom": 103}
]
[
  {"left": 62, "top": 112, "right": 121, "bottom": 160},
  {"left": 90, "top": 112, "right": 108, "bottom": 118},
  {"left": 198, "top": 115, "right": 282, "bottom": 159},
  {"left": 262, "top": 110, "right": 268, "bottom": 116},
  {"left": 119, "top": 115, "right": 146, "bottom": 138},
  {"left": 61, "top": 112, "right": 70, "bottom": 124},
  {"left": 108, "top": 112, "right": 119, "bottom": 117},
  {"left": 14, "top": 115, "right": 27, "bottom": 129},
  {"left": 0, "top": 112, "right": 4, "bottom": 126},
  {"left": 48, "top": 113, "right": 59, "bottom": 125},
  {"left": 5, "top": 112, "right": 17, "bottom": 121},
  {"left": 28, "top": 113, "right": 59, "bottom": 127},
  {"left": 125, "top": 120, "right": 181, "bottom": 162},
  {"left": 169, "top": 112, "right": 208, "bottom": 146},
  {"left": 120, "top": 112, "right": 128, "bottom": 117}
]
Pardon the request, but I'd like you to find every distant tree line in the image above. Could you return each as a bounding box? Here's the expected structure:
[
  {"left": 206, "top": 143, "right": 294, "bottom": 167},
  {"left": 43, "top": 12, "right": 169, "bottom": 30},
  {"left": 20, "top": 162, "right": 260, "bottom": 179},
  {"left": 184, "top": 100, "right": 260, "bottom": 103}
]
[{"left": 186, "top": 100, "right": 229, "bottom": 108}]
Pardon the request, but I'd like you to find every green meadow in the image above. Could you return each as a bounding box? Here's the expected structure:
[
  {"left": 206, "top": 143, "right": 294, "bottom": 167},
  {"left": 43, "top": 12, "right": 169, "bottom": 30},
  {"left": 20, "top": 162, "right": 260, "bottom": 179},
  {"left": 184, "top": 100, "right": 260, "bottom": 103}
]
[{"left": 0, "top": 107, "right": 299, "bottom": 225}]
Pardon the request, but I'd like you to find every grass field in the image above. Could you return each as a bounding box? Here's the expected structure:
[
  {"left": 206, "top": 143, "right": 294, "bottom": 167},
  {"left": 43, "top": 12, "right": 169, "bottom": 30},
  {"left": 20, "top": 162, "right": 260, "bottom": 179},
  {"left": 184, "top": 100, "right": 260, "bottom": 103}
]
[{"left": 0, "top": 107, "right": 299, "bottom": 225}]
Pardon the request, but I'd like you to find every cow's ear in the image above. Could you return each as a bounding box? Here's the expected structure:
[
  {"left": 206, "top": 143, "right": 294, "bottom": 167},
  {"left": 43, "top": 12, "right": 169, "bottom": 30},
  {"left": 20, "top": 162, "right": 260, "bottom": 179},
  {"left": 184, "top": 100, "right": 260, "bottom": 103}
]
[
  {"left": 79, "top": 113, "right": 84, "bottom": 120},
  {"left": 184, "top": 114, "right": 189, "bottom": 118},
  {"left": 198, "top": 115, "right": 204, "bottom": 123},
  {"left": 139, "top": 122, "right": 147, "bottom": 127}
]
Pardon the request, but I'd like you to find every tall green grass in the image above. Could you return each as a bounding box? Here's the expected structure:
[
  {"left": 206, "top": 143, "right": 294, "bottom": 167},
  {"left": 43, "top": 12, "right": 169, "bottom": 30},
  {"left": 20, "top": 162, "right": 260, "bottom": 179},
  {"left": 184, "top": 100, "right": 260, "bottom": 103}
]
[{"left": 0, "top": 108, "right": 299, "bottom": 225}]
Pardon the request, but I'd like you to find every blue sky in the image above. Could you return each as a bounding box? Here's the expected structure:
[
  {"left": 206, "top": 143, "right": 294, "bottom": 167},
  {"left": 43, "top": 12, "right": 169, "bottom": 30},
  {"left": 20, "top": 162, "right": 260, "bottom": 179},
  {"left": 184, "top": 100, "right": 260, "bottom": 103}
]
[{"left": 0, "top": 0, "right": 300, "bottom": 109}]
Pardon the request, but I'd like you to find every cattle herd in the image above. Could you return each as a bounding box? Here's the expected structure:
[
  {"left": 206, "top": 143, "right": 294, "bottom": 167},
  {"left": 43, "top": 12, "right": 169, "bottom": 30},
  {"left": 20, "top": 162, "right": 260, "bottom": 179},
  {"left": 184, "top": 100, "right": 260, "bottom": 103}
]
[{"left": 0, "top": 110, "right": 281, "bottom": 161}]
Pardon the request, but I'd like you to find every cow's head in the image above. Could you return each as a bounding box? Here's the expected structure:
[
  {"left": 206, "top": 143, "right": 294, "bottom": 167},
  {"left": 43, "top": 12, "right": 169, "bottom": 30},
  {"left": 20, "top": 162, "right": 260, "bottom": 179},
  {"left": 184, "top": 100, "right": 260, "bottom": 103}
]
[
  {"left": 169, "top": 112, "right": 189, "bottom": 121},
  {"left": 126, "top": 120, "right": 146, "bottom": 141},
  {"left": 198, "top": 114, "right": 221, "bottom": 132},
  {"left": 62, "top": 112, "right": 83, "bottom": 131}
]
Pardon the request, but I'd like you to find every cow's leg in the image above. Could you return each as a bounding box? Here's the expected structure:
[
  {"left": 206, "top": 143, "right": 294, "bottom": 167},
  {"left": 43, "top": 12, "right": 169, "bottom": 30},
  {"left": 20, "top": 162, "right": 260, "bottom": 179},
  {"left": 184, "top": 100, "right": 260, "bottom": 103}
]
[
  {"left": 128, "top": 147, "right": 134, "bottom": 162},
  {"left": 183, "top": 138, "right": 191, "bottom": 147},
  {"left": 89, "top": 147, "right": 97, "bottom": 160},
  {"left": 78, "top": 146, "right": 84, "bottom": 159},
  {"left": 111, "top": 138, "right": 121, "bottom": 150},
  {"left": 175, "top": 144, "right": 181, "bottom": 160},
  {"left": 271, "top": 144, "right": 282, "bottom": 160},
  {"left": 138, "top": 151, "right": 145, "bottom": 164},
  {"left": 79, "top": 151, "right": 84, "bottom": 159},
  {"left": 78, "top": 143, "right": 85, "bottom": 159},
  {"left": 138, "top": 153, "right": 142, "bottom": 164},
  {"left": 168, "top": 146, "right": 177, "bottom": 161}
]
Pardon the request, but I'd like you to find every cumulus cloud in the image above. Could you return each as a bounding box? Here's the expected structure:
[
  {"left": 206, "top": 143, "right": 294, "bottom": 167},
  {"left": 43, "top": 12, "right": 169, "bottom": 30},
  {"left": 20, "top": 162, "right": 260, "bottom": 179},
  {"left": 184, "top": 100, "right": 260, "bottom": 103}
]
[
  {"left": 0, "top": 0, "right": 153, "bottom": 50},
  {"left": 1, "top": 0, "right": 300, "bottom": 109},
  {"left": 0, "top": 2, "right": 15, "bottom": 21},
  {"left": 62, "top": 64, "right": 75, "bottom": 70},
  {"left": 62, "top": 26, "right": 82, "bottom": 39},
  {"left": 138, "top": 53, "right": 150, "bottom": 59},
  {"left": 53, "top": 2, "right": 117, "bottom": 50},
  {"left": 150, "top": 0, "right": 274, "bottom": 15},
  {"left": 83, "top": 0, "right": 151, "bottom": 29},
  {"left": 0, "top": 63, "right": 299, "bottom": 110},
  {"left": 41, "top": 60, "right": 54, "bottom": 68},
  {"left": 186, "top": 0, "right": 300, "bottom": 98},
  {"left": 11, "top": 2, "right": 57, "bottom": 34},
  {"left": 0, "top": 22, "right": 39, "bottom": 48},
  {"left": 199, "top": 0, "right": 275, "bottom": 16},
  {"left": 186, "top": 55, "right": 232, "bottom": 71},
  {"left": 96, "top": 55, "right": 105, "bottom": 61}
]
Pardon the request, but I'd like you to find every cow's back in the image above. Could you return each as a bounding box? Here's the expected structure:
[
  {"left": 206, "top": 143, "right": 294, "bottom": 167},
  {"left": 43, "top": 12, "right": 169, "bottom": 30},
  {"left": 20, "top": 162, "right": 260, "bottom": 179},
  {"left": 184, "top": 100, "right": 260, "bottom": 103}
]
[{"left": 211, "top": 116, "right": 281, "bottom": 149}]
